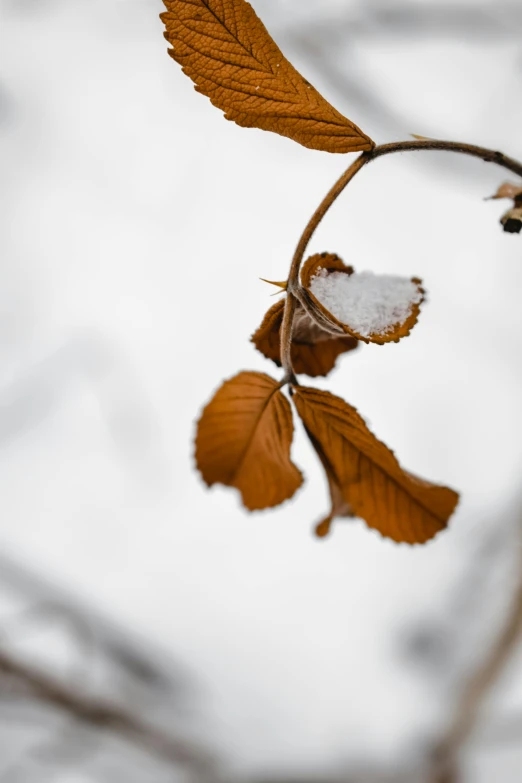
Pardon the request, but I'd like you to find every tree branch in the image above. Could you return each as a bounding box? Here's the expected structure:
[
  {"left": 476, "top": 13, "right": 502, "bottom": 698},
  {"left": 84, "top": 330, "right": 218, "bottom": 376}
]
[{"left": 279, "top": 139, "right": 522, "bottom": 380}]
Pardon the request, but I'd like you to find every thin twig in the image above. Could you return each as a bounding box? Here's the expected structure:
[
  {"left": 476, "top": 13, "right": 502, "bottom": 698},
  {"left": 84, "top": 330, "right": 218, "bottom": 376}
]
[
  {"left": 279, "top": 139, "right": 522, "bottom": 380},
  {"left": 279, "top": 292, "right": 298, "bottom": 384}
]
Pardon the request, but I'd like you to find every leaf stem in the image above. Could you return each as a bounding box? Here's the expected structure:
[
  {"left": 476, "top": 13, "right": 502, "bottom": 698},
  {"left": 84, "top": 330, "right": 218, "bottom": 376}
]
[
  {"left": 279, "top": 139, "right": 522, "bottom": 380},
  {"left": 280, "top": 291, "right": 298, "bottom": 386}
]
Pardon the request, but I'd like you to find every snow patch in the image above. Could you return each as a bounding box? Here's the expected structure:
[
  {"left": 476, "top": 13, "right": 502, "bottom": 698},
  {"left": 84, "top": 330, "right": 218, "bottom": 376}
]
[{"left": 309, "top": 270, "right": 422, "bottom": 338}]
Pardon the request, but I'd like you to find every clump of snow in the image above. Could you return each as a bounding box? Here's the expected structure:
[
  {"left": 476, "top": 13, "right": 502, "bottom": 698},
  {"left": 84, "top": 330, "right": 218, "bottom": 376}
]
[{"left": 309, "top": 269, "right": 422, "bottom": 338}]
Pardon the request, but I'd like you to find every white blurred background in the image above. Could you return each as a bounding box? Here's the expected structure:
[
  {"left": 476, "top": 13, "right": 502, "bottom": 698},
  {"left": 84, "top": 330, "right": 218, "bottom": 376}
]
[{"left": 1, "top": 1, "right": 522, "bottom": 781}]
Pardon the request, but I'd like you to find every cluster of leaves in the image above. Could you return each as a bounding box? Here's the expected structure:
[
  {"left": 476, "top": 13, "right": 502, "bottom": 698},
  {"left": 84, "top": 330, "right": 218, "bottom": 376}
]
[
  {"left": 196, "top": 250, "right": 458, "bottom": 543},
  {"left": 161, "top": 1, "right": 518, "bottom": 543},
  {"left": 251, "top": 254, "right": 362, "bottom": 378},
  {"left": 195, "top": 370, "right": 459, "bottom": 543}
]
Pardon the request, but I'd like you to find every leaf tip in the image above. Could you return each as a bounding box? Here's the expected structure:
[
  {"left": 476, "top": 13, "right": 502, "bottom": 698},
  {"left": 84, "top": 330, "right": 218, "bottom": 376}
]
[{"left": 315, "top": 518, "right": 333, "bottom": 538}]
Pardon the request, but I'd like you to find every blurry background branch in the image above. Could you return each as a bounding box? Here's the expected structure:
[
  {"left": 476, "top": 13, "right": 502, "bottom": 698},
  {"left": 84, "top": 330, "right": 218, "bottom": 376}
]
[
  {"left": 0, "top": 550, "right": 218, "bottom": 782},
  {"left": 273, "top": 0, "right": 522, "bottom": 159},
  {"left": 3, "top": 511, "right": 521, "bottom": 783},
  {"left": 0, "top": 647, "right": 216, "bottom": 781},
  {"left": 0, "top": 549, "right": 187, "bottom": 698},
  {"left": 287, "top": 2, "right": 522, "bottom": 41},
  {"left": 430, "top": 509, "right": 522, "bottom": 782}
]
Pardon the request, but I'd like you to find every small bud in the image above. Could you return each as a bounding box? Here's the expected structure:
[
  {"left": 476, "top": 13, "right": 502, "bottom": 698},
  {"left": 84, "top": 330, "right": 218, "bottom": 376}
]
[
  {"left": 260, "top": 278, "right": 287, "bottom": 290},
  {"left": 501, "top": 208, "right": 522, "bottom": 234}
]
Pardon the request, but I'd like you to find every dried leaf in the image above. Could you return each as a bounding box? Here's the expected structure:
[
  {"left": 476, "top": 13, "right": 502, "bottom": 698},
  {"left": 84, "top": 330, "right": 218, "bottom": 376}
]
[
  {"left": 487, "top": 181, "right": 522, "bottom": 234},
  {"left": 488, "top": 182, "right": 522, "bottom": 202},
  {"left": 161, "top": 0, "right": 374, "bottom": 154},
  {"left": 195, "top": 371, "right": 302, "bottom": 510},
  {"left": 292, "top": 386, "right": 459, "bottom": 543},
  {"left": 251, "top": 297, "right": 358, "bottom": 377},
  {"left": 299, "top": 253, "right": 425, "bottom": 345},
  {"left": 300, "top": 252, "right": 354, "bottom": 287}
]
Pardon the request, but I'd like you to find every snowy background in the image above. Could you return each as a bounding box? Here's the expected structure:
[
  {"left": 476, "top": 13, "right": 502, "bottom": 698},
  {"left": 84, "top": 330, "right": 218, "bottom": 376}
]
[{"left": 1, "top": 0, "right": 522, "bottom": 780}]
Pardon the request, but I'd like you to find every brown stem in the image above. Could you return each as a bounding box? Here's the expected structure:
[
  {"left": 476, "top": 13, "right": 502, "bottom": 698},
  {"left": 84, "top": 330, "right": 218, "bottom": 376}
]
[
  {"left": 280, "top": 292, "right": 298, "bottom": 385},
  {"left": 279, "top": 139, "right": 522, "bottom": 380}
]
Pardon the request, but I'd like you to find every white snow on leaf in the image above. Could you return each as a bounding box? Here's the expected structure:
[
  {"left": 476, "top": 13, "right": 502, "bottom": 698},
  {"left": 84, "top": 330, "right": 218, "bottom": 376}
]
[{"left": 309, "top": 269, "right": 423, "bottom": 338}]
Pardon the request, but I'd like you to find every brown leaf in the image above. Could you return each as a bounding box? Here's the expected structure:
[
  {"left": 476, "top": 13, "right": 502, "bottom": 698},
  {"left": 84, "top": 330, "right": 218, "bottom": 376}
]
[
  {"left": 298, "top": 253, "right": 425, "bottom": 345},
  {"left": 292, "top": 386, "right": 459, "bottom": 543},
  {"left": 161, "top": 0, "right": 374, "bottom": 154},
  {"left": 487, "top": 182, "right": 522, "bottom": 234},
  {"left": 488, "top": 182, "right": 522, "bottom": 203},
  {"left": 251, "top": 297, "right": 358, "bottom": 378},
  {"left": 300, "top": 252, "right": 354, "bottom": 288},
  {"left": 195, "top": 371, "right": 302, "bottom": 510}
]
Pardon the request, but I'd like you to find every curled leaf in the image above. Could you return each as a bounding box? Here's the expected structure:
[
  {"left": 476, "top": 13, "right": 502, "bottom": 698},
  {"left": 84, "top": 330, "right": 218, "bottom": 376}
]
[
  {"left": 315, "top": 478, "right": 353, "bottom": 538},
  {"left": 251, "top": 297, "right": 358, "bottom": 378},
  {"left": 487, "top": 181, "right": 522, "bottom": 234},
  {"left": 195, "top": 371, "right": 302, "bottom": 510},
  {"left": 488, "top": 182, "right": 522, "bottom": 202},
  {"left": 298, "top": 253, "right": 425, "bottom": 345},
  {"left": 292, "top": 386, "right": 459, "bottom": 544},
  {"left": 300, "top": 253, "right": 354, "bottom": 286},
  {"left": 305, "top": 432, "right": 354, "bottom": 538},
  {"left": 161, "top": 0, "right": 374, "bottom": 154}
]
